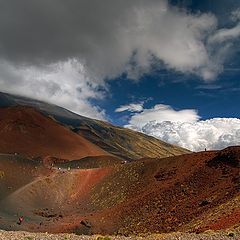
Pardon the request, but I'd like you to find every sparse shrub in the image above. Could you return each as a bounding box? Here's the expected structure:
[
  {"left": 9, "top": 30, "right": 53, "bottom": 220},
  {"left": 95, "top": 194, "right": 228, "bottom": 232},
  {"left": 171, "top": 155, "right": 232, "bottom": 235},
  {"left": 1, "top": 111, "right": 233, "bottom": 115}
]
[
  {"left": 24, "top": 237, "right": 33, "bottom": 240},
  {"left": 0, "top": 171, "right": 5, "bottom": 179},
  {"left": 96, "top": 236, "right": 112, "bottom": 240}
]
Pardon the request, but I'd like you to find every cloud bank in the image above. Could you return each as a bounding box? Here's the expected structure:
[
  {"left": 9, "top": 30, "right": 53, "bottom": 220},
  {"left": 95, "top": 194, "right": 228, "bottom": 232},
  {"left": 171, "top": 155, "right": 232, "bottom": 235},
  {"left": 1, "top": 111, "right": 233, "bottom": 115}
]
[
  {"left": 140, "top": 118, "right": 240, "bottom": 152},
  {"left": 125, "top": 104, "right": 199, "bottom": 129},
  {"left": 122, "top": 103, "right": 240, "bottom": 151},
  {"left": 0, "top": 0, "right": 240, "bottom": 118},
  {"left": 0, "top": 59, "right": 106, "bottom": 120}
]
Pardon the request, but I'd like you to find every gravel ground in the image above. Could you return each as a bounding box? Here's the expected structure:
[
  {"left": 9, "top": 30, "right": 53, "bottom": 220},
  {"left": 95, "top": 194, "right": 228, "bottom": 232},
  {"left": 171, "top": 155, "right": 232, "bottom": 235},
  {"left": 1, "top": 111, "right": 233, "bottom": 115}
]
[{"left": 0, "top": 230, "right": 239, "bottom": 240}]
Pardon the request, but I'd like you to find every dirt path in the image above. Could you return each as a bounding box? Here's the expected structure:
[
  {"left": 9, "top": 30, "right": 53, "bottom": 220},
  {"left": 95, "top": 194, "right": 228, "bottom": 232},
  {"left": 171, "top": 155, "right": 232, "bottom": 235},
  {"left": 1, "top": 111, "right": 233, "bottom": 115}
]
[{"left": 0, "top": 230, "right": 239, "bottom": 240}]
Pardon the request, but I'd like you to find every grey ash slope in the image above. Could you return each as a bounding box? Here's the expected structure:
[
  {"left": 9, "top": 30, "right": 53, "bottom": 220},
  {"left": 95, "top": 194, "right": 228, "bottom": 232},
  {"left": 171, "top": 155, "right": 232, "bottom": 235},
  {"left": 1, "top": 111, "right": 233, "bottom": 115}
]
[{"left": 0, "top": 92, "right": 189, "bottom": 160}]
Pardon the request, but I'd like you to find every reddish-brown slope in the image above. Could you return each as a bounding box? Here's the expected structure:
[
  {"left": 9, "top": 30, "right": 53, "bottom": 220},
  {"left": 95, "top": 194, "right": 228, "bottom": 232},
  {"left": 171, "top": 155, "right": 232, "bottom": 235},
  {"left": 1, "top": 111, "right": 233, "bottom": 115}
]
[
  {"left": 0, "top": 147, "right": 238, "bottom": 235},
  {"left": 45, "top": 147, "right": 238, "bottom": 235},
  {"left": 109, "top": 147, "right": 240, "bottom": 235},
  {"left": 0, "top": 154, "right": 113, "bottom": 233},
  {"left": 0, "top": 106, "right": 108, "bottom": 159},
  {"left": 0, "top": 154, "right": 52, "bottom": 201}
]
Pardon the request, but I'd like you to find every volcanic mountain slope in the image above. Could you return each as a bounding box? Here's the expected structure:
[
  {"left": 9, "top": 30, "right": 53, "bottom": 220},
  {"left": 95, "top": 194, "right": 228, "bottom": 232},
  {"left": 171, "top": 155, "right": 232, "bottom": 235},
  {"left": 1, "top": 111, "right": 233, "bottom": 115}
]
[
  {"left": 0, "top": 146, "right": 238, "bottom": 235},
  {"left": 0, "top": 106, "right": 109, "bottom": 160},
  {"left": 72, "top": 121, "right": 188, "bottom": 160},
  {"left": 0, "top": 91, "right": 189, "bottom": 159}
]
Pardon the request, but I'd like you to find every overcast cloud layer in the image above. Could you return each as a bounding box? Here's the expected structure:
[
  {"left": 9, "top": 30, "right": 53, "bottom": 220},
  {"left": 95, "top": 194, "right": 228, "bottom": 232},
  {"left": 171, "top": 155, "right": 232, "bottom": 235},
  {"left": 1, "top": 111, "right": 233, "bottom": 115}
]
[
  {"left": 124, "top": 104, "right": 240, "bottom": 151},
  {"left": 0, "top": 0, "right": 240, "bottom": 118}
]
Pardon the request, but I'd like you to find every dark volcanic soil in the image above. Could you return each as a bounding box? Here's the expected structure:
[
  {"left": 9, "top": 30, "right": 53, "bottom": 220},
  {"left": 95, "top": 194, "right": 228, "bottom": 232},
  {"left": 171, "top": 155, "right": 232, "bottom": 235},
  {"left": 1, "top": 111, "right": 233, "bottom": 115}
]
[{"left": 0, "top": 146, "right": 239, "bottom": 235}]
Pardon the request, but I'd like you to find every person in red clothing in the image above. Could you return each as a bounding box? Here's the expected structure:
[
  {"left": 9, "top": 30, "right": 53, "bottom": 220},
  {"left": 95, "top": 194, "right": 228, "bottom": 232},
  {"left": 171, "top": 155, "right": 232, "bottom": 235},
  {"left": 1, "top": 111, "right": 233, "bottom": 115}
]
[{"left": 17, "top": 216, "right": 24, "bottom": 225}]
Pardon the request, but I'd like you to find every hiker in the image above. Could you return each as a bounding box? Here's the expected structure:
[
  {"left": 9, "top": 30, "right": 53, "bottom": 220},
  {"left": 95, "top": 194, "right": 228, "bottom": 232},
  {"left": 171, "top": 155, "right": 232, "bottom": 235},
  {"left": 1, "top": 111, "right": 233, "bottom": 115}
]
[{"left": 17, "top": 216, "right": 24, "bottom": 225}]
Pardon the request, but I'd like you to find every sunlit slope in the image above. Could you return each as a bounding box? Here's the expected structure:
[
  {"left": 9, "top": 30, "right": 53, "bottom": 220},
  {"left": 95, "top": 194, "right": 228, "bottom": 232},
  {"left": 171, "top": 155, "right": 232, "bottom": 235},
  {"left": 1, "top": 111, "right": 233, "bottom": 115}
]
[{"left": 0, "top": 106, "right": 109, "bottom": 160}]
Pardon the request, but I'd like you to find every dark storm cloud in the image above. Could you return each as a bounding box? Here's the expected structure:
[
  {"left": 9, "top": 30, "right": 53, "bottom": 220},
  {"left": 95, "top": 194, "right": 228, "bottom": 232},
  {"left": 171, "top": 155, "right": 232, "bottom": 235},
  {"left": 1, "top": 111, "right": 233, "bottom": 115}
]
[
  {"left": 0, "top": 0, "right": 155, "bottom": 65},
  {"left": 0, "top": 0, "right": 110, "bottom": 64},
  {"left": 0, "top": 0, "right": 240, "bottom": 119},
  {"left": 0, "top": 0, "right": 239, "bottom": 81}
]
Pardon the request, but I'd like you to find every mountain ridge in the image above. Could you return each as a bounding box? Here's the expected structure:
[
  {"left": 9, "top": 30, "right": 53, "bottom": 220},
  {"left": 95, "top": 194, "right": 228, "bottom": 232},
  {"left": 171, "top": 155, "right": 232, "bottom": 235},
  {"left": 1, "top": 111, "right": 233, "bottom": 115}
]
[{"left": 0, "top": 91, "right": 189, "bottom": 160}]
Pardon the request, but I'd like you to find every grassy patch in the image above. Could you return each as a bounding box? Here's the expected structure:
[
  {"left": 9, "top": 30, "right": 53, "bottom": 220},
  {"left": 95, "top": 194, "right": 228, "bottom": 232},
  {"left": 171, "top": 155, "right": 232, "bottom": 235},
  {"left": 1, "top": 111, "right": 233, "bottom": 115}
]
[
  {"left": 96, "top": 236, "right": 112, "bottom": 240},
  {"left": 24, "top": 237, "right": 33, "bottom": 240}
]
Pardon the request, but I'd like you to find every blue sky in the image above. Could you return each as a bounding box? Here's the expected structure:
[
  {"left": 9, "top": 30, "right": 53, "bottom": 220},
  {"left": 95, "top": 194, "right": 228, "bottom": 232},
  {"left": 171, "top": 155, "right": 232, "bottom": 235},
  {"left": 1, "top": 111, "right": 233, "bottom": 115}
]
[
  {"left": 97, "top": 67, "right": 240, "bottom": 126},
  {"left": 0, "top": 0, "right": 239, "bottom": 151}
]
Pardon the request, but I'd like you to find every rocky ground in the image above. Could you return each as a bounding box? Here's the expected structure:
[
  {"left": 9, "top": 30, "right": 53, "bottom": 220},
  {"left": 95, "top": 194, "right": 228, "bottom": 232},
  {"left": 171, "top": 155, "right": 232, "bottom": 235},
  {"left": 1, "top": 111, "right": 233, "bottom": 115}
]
[
  {"left": 1, "top": 147, "right": 239, "bottom": 234},
  {"left": 0, "top": 230, "right": 239, "bottom": 240}
]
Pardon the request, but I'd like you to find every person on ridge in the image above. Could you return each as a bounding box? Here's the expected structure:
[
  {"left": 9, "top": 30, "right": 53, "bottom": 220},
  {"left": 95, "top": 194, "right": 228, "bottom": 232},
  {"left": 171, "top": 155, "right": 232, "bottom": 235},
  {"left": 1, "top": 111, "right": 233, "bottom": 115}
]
[{"left": 17, "top": 216, "right": 24, "bottom": 225}]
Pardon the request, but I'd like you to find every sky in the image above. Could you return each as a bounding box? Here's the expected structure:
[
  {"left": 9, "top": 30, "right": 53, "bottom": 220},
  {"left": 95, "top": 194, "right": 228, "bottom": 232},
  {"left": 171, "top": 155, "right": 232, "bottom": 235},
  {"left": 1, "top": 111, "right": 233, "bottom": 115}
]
[{"left": 0, "top": 0, "right": 239, "bottom": 151}]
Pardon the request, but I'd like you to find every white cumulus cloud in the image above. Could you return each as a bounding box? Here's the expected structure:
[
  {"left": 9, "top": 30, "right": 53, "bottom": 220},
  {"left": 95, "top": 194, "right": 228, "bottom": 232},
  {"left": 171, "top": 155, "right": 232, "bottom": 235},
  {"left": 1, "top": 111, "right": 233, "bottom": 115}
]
[
  {"left": 208, "top": 23, "right": 240, "bottom": 44},
  {"left": 140, "top": 118, "right": 240, "bottom": 151},
  {"left": 124, "top": 104, "right": 240, "bottom": 151},
  {"left": 115, "top": 102, "right": 144, "bottom": 113},
  {"left": 125, "top": 104, "right": 200, "bottom": 129}
]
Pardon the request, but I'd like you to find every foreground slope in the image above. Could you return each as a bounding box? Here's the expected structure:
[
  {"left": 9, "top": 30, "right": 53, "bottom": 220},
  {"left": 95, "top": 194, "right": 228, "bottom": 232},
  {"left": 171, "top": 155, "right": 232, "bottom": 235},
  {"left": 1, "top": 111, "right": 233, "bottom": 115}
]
[
  {"left": 0, "top": 91, "right": 189, "bottom": 159},
  {"left": 0, "top": 106, "right": 108, "bottom": 160},
  {"left": 0, "top": 147, "right": 238, "bottom": 235}
]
